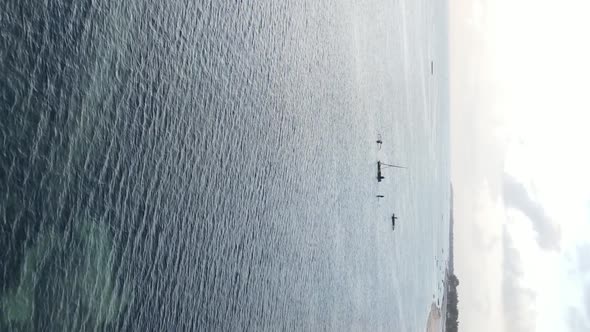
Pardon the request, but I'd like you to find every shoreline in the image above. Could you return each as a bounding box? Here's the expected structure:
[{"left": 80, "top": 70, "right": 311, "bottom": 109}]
[{"left": 426, "top": 302, "right": 442, "bottom": 332}]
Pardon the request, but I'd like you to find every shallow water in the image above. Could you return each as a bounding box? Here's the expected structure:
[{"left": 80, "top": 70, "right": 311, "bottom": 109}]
[{"left": 1, "top": 0, "right": 450, "bottom": 330}]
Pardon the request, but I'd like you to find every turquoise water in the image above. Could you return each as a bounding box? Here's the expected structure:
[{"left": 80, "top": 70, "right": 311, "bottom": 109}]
[{"left": 0, "top": 0, "right": 450, "bottom": 330}]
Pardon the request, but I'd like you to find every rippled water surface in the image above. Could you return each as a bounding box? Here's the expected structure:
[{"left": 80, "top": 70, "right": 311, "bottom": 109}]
[{"left": 1, "top": 0, "right": 449, "bottom": 330}]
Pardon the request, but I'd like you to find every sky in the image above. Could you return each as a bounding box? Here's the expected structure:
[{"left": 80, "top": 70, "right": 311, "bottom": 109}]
[{"left": 450, "top": 0, "right": 590, "bottom": 331}]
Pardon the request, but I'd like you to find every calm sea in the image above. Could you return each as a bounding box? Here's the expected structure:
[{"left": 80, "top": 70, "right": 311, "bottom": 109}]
[{"left": 0, "top": 0, "right": 450, "bottom": 330}]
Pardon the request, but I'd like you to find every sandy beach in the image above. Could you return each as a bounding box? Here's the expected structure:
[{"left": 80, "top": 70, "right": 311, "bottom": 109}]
[{"left": 426, "top": 303, "right": 442, "bottom": 332}]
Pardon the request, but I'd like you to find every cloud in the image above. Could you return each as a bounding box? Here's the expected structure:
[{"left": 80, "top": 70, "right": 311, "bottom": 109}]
[
  {"left": 568, "top": 307, "right": 590, "bottom": 332},
  {"left": 575, "top": 244, "right": 590, "bottom": 274},
  {"left": 502, "top": 173, "right": 561, "bottom": 250},
  {"left": 585, "top": 286, "right": 590, "bottom": 317},
  {"left": 502, "top": 227, "right": 536, "bottom": 332},
  {"left": 566, "top": 246, "right": 590, "bottom": 331}
]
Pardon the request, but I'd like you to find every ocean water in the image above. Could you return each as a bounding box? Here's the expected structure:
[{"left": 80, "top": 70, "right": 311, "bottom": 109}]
[{"left": 0, "top": 0, "right": 450, "bottom": 330}]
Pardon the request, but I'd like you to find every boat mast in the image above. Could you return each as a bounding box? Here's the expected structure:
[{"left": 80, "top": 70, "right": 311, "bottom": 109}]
[{"left": 380, "top": 162, "right": 406, "bottom": 169}]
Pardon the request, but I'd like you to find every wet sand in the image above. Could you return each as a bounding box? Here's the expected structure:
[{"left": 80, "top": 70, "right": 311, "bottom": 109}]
[{"left": 426, "top": 303, "right": 442, "bottom": 332}]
